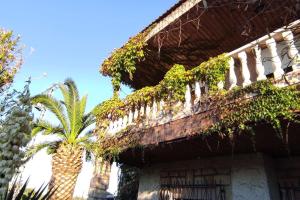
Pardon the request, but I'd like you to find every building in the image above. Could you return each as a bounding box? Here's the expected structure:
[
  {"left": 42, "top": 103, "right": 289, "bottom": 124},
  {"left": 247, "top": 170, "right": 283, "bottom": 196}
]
[{"left": 91, "top": 0, "right": 300, "bottom": 199}]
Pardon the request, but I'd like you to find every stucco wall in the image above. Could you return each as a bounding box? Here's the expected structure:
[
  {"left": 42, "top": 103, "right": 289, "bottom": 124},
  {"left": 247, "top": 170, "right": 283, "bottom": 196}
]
[{"left": 137, "top": 154, "right": 279, "bottom": 200}]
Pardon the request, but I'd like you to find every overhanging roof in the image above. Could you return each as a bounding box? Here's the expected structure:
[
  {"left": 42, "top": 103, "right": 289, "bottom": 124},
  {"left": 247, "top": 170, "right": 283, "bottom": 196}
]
[{"left": 104, "top": 0, "right": 299, "bottom": 89}]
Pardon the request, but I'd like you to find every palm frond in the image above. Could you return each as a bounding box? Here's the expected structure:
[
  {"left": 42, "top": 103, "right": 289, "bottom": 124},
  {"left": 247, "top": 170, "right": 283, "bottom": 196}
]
[
  {"left": 2, "top": 178, "right": 55, "bottom": 200},
  {"left": 31, "top": 94, "right": 69, "bottom": 133},
  {"left": 64, "top": 78, "right": 79, "bottom": 101},
  {"left": 61, "top": 79, "right": 82, "bottom": 140},
  {"left": 75, "top": 129, "right": 94, "bottom": 143},
  {"left": 33, "top": 120, "right": 65, "bottom": 136},
  {"left": 80, "top": 95, "right": 87, "bottom": 118},
  {"left": 25, "top": 140, "right": 61, "bottom": 159}
]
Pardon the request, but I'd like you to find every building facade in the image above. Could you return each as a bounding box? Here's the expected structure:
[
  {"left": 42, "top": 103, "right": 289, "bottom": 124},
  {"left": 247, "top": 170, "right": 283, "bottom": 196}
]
[{"left": 92, "top": 1, "right": 300, "bottom": 199}]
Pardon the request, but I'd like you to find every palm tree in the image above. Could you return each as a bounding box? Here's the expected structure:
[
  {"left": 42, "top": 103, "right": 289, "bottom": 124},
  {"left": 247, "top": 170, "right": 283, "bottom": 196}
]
[{"left": 29, "top": 79, "right": 95, "bottom": 200}]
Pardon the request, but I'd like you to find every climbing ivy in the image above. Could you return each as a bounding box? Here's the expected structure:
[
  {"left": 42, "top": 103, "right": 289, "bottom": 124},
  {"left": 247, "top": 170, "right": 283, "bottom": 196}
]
[
  {"left": 100, "top": 31, "right": 149, "bottom": 93},
  {"left": 160, "top": 64, "right": 189, "bottom": 101},
  {"left": 93, "top": 96, "right": 125, "bottom": 121},
  {"left": 207, "top": 81, "right": 300, "bottom": 138},
  {"left": 96, "top": 54, "right": 230, "bottom": 124},
  {"left": 190, "top": 54, "right": 230, "bottom": 92},
  {"left": 96, "top": 80, "right": 300, "bottom": 160}
]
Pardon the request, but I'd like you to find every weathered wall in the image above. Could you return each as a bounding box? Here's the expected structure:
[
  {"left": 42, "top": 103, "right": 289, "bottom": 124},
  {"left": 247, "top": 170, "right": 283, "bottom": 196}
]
[
  {"left": 230, "top": 154, "right": 280, "bottom": 200},
  {"left": 137, "top": 153, "right": 280, "bottom": 200}
]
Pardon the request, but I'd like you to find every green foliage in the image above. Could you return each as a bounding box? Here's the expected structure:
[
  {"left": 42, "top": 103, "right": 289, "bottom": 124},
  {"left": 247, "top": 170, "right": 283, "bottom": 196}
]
[
  {"left": 160, "top": 64, "right": 189, "bottom": 101},
  {"left": 95, "top": 54, "right": 230, "bottom": 123},
  {"left": 190, "top": 54, "right": 230, "bottom": 92},
  {"left": 0, "top": 29, "right": 22, "bottom": 90},
  {"left": 0, "top": 179, "right": 55, "bottom": 200},
  {"left": 101, "top": 32, "right": 148, "bottom": 92},
  {"left": 125, "top": 86, "right": 157, "bottom": 105},
  {"left": 29, "top": 78, "right": 95, "bottom": 153},
  {"left": 207, "top": 80, "right": 300, "bottom": 138},
  {"left": 97, "top": 80, "right": 300, "bottom": 160},
  {"left": 93, "top": 96, "right": 125, "bottom": 120}
]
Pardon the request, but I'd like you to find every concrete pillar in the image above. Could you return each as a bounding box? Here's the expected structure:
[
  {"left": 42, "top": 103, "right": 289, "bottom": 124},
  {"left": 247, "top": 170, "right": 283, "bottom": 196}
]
[{"left": 88, "top": 159, "right": 112, "bottom": 200}]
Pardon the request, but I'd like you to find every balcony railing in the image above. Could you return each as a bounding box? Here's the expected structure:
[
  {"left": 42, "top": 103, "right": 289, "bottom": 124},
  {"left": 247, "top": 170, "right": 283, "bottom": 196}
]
[{"left": 106, "top": 20, "right": 300, "bottom": 136}]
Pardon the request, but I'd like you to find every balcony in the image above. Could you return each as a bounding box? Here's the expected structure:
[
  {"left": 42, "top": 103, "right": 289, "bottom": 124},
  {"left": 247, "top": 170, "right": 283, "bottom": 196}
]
[{"left": 104, "top": 20, "right": 300, "bottom": 138}]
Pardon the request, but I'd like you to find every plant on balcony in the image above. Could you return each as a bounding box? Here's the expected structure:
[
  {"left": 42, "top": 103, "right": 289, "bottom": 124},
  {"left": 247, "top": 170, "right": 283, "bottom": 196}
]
[
  {"left": 95, "top": 54, "right": 230, "bottom": 125},
  {"left": 28, "top": 79, "right": 95, "bottom": 200},
  {"left": 96, "top": 79, "right": 300, "bottom": 160},
  {"left": 190, "top": 54, "right": 230, "bottom": 92},
  {"left": 100, "top": 31, "right": 149, "bottom": 94},
  {"left": 160, "top": 64, "right": 189, "bottom": 101},
  {"left": 125, "top": 86, "right": 158, "bottom": 106},
  {"left": 208, "top": 80, "right": 300, "bottom": 141}
]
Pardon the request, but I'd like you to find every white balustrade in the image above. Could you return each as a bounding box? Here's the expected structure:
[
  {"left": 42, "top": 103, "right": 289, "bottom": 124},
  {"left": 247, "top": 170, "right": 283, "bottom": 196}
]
[
  {"left": 112, "top": 120, "right": 118, "bottom": 134},
  {"left": 152, "top": 99, "right": 158, "bottom": 119},
  {"left": 128, "top": 109, "right": 133, "bottom": 124},
  {"left": 108, "top": 121, "right": 114, "bottom": 133},
  {"left": 266, "top": 37, "right": 284, "bottom": 79},
  {"left": 133, "top": 105, "right": 139, "bottom": 120},
  {"left": 117, "top": 118, "right": 123, "bottom": 132},
  {"left": 228, "top": 57, "right": 237, "bottom": 90},
  {"left": 217, "top": 81, "right": 224, "bottom": 90},
  {"left": 139, "top": 103, "right": 145, "bottom": 117},
  {"left": 282, "top": 30, "right": 300, "bottom": 70},
  {"left": 194, "top": 81, "right": 201, "bottom": 104},
  {"left": 203, "top": 81, "right": 208, "bottom": 94},
  {"left": 238, "top": 51, "right": 251, "bottom": 87},
  {"left": 184, "top": 84, "right": 192, "bottom": 111},
  {"left": 122, "top": 115, "right": 128, "bottom": 129},
  {"left": 105, "top": 20, "right": 300, "bottom": 136},
  {"left": 254, "top": 45, "right": 267, "bottom": 81},
  {"left": 146, "top": 103, "right": 151, "bottom": 118},
  {"left": 159, "top": 99, "right": 165, "bottom": 116}
]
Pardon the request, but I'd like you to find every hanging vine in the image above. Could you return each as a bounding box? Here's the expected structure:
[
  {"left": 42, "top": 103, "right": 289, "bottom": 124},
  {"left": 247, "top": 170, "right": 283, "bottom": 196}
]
[
  {"left": 95, "top": 80, "right": 300, "bottom": 160},
  {"left": 95, "top": 54, "right": 230, "bottom": 126},
  {"left": 100, "top": 27, "right": 154, "bottom": 94}
]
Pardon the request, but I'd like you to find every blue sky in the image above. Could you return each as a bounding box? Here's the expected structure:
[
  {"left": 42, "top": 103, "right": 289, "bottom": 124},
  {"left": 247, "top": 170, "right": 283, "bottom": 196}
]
[
  {"left": 1, "top": 0, "right": 177, "bottom": 111},
  {"left": 0, "top": 0, "right": 178, "bottom": 196}
]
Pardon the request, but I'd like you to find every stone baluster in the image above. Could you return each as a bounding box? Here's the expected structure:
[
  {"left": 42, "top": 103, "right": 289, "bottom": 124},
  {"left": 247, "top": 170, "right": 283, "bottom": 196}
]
[
  {"left": 139, "top": 103, "right": 145, "bottom": 117},
  {"left": 112, "top": 120, "right": 118, "bottom": 134},
  {"left": 117, "top": 118, "right": 123, "bottom": 132},
  {"left": 204, "top": 82, "right": 208, "bottom": 94},
  {"left": 133, "top": 104, "right": 139, "bottom": 120},
  {"left": 128, "top": 109, "right": 133, "bottom": 124},
  {"left": 217, "top": 81, "right": 224, "bottom": 90},
  {"left": 108, "top": 121, "right": 114, "bottom": 134},
  {"left": 194, "top": 81, "right": 201, "bottom": 104},
  {"left": 184, "top": 84, "right": 192, "bottom": 112},
  {"left": 238, "top": 51, "right": 251, "bottom": 87},
  {"left": 228, "top": 57, "right": 237, "bottom": 89},
  {"left": 254, "top": 45, "right": 267, "bottom": 81},
  {"left": 266, "top": 37, "right": 284, "bottom": 79},
  {"left": 122, "top": 115, "right": 128, "bottom": 129},
  {"left": 282, "top": 30, "right": 300, "bottom": 71},
  {"left": 152, "top": 99, "right": 158, "bottom": 119},
  {"left": 146, "top": 102, "right": 151, "bottom": 118},
  {"left": 159, "top": 99, "right": 165, "bottom": 116}
]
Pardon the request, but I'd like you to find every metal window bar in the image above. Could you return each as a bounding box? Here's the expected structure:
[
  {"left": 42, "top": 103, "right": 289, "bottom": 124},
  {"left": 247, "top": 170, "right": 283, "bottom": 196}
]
[
  {"left": 159, "top": 181, "right": 226, "bottom": 200},
  {"left": 280, "top": 183, "right": 300, "bottom": 200}
]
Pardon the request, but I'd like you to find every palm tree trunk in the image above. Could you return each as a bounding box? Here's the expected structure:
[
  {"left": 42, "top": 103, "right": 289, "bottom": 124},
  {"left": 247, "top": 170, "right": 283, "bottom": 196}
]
[{"left": 49, "top": 143, "right": 83, "bottom": 200}]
